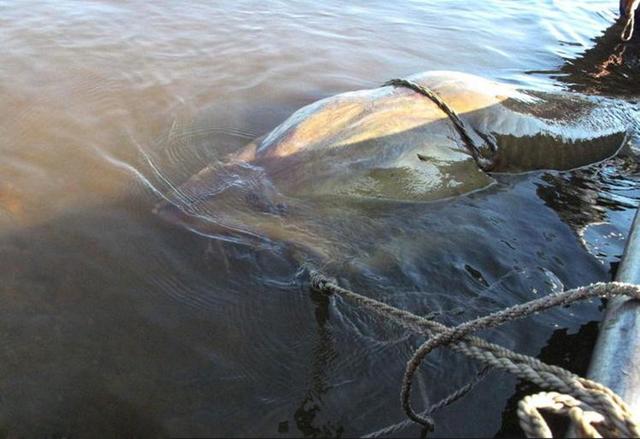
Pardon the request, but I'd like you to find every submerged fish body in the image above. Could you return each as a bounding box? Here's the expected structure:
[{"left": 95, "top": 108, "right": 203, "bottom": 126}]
[{"left": 155, "top": 71, "right": 632, "bottom": 255}]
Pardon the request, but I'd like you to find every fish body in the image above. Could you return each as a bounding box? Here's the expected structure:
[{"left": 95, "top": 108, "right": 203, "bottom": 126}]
[{"left": 155, "top": 71, "right": 632, "bottom": 253}]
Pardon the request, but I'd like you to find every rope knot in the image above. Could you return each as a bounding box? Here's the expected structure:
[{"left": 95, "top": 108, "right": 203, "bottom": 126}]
[{"left": 309, "top": 270, "right": 332, "bottom": 295}]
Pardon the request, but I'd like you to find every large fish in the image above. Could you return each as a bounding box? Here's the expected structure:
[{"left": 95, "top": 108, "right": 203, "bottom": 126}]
[{"left": 154, "top": 71, "right": 635, "bottom": 258}]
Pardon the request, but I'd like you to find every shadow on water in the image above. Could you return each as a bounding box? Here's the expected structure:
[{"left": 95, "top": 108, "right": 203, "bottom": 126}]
[
  {"left": 0, "top": 168, "right": 625, "bottom": 438},
  {"left": 0, "top": 193, "right": 352, "bottom": 437},
  {"left": 555, "top": 15, "right": 640, "bottom": 96}
]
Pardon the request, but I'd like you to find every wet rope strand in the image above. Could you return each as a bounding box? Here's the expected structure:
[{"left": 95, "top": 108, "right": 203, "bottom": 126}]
[
  {"left": 309, "top": 271, "right": 640, "bottom": 437},
  {"left": 383, "top": 78, "right": 495, "bottom": 170}
]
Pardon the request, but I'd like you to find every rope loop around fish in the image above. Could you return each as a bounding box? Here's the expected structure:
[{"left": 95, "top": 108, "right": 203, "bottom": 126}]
[
  {"left": 309, "top": 270, "right": 640, "bottom": 437},
  {"left": 383, "top": 78, "right": 497, "bottom": 171}
]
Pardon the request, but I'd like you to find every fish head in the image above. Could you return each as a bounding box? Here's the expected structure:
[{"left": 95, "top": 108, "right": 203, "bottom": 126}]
[{"left": 153, "top": 161, "right": 332, "bottom": 263}]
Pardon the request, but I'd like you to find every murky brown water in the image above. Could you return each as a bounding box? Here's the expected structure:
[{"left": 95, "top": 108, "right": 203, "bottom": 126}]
[{"left": 1, "top": 1, "right": 639, "bottom": 437}]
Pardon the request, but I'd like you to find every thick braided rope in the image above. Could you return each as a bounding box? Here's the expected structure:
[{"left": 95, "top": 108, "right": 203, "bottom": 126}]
[
  {"left": 402, "top": 282, "right": 640, "bottom": 436},
  {"left": 383, "top": 78, "right": 495, "bottom": 170},
  {"left": 517, "top": 391, "right": 625, "bottom": 438},
  {"left": 622, "top": 0, "right": 639, "bottom": 42},
  {"left": 518, "top": 392, "right": 599, "bottom": 437},
  {"left": 309, "top": 271, "right": 640, "bottom": 437}
]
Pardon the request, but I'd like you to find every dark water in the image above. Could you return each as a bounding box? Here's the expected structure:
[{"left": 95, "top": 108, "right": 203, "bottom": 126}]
[{"left": 0, "top": 1, "right": 639, "bottom": 437}]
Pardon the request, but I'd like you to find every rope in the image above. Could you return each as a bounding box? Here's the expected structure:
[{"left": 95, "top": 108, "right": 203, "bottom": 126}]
[
  {"left": 383, "top": 78, "right": 496, "bottom": 171},
  {"left": 622, "top": 0, "right": 639, "bottom": 42},
  {"left": 309, "top": 271, "right": 640, "bottom": 437},
  {"left": 363, "top": 366, "right": 490, "bottom": 438}
]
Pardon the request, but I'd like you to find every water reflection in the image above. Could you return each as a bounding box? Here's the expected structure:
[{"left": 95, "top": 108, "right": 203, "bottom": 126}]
[
  {"left": 291, "top": 288, "right": 344, "bottom": 438},
  {"left": 556, "top": 16, "right": 640, "bottom": 95},
  {"left": 537, "top": 165, "right": 617, "bottom": 233},
  {"left": 494, "top": 321, "right": 600, "bottom": 438}
]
